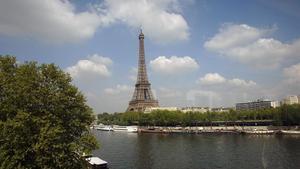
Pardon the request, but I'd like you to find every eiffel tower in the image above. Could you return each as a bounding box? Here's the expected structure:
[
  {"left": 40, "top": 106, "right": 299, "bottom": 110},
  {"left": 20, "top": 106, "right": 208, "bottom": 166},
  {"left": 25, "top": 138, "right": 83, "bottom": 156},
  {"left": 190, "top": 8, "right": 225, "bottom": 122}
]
[{"left": 127, "top": 30, "right": 159, "bottom": 112}]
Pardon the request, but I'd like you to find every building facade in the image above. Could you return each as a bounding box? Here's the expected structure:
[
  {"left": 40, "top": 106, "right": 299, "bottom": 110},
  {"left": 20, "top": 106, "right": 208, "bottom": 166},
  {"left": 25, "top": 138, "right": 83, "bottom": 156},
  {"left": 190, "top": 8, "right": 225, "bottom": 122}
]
[
  {"left": 271, "top": 101, "right": 280, "bottom": 108},
  {"left": 281, "top": 95, "right": 299, "bottom": 105},
  {"left": 236, "top": 99, "right": 275, "bottom": 111}
]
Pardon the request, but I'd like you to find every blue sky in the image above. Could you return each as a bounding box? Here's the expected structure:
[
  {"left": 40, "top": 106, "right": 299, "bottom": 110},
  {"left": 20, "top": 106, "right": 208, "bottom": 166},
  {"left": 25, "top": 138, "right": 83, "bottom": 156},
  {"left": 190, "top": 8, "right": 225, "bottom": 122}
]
[{"left": 1, "top": 0, "right": 300, "bottom": 113}]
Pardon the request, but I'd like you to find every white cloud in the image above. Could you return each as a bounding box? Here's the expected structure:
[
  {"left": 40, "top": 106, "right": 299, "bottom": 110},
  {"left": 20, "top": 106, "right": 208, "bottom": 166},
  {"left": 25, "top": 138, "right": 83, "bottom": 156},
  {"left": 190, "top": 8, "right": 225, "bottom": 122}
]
[
  {"left": 104, "top": 84, "right": 132, "bottom": 95},
  {"left": 198, "top": 73, "right": 256, "bottom": 87},
  {"left": 204, "top": 24, "right": 269, "bottom": 50},
  {"left": 204, "top": 24, "right": 300, "bottom": 69},
  {"left": 0, "top": 0, "right": 189, "bottom": 44},
  {"left": 225, "top": 38, "right": 294, "bottom": 68},
  {"left": 192, "top": 73, "right": 260, "bottom": 107},
  {"left": 97, "top": 0, "right": 189, "bottom": 43},
  {"left": 253, "top": 64, "right": 300, "bottom": 103},
  {"left": 198, "top": 73, "right": 226, "bottom": 85},
  {"left": 283, "top": 63, "right": 300, "bottom": 83},
  {"left": 228, "top": 78, "right": 256, "bottom": 87},
  {"left": 150, "top": 56, "right": 199, "bottom": 75},
  {"left": 0, "top": 0, "right": 103, "bottom": 43},
  {"left": 66, "top": 54, "right": 112, "bottom": 79}
]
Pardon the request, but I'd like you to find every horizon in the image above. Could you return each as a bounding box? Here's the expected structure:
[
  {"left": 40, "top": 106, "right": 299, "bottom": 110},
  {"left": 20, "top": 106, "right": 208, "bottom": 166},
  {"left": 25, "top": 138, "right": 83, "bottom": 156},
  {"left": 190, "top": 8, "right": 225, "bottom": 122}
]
[{"left": 1, "top": 0, "right": 300, "bottom": 113}]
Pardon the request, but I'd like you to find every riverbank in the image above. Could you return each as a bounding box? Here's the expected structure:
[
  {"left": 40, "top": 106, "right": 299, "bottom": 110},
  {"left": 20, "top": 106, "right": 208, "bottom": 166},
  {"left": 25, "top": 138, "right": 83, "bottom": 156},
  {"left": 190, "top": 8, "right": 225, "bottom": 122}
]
[
  {"left": 138, "top": 126, "right": 300, "bottom": 135},
  {"left": 92, "top": 124, "right": 300, "bottom": 135}
]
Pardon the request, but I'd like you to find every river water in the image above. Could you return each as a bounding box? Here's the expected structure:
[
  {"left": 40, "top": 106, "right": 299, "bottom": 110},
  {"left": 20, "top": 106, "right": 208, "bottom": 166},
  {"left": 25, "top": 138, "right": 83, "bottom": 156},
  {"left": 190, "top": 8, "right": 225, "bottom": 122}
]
[{"left": 92, "top": 130, "right": 300, "bottom": 169}]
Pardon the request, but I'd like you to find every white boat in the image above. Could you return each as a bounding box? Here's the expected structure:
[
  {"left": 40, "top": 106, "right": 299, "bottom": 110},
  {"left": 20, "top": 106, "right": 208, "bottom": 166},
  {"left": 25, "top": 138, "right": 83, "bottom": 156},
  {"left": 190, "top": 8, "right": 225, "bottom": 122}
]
[
  {"left": 93, "top": 125, "right": 101, "bottom": 130},
  {"left": 113, "top": 125, "right": 128, "bottom": 131},
  {"left": 281, "top": 130, "right": 300, "bottom": 134},
  {"left": 113, "top": 125, "right": 138, "bottom": 133},
  {"left": 96, "top": 125, "right": 114, "bottom": 131},
  {"left": 243, "top": 130, "right": 274, "bottom": 134},
  {"left": 127, "top": 126, "right": 138, "bottom": 133},
  {"left": 86, "top": 156, "right": 108, "bottom": 169}
]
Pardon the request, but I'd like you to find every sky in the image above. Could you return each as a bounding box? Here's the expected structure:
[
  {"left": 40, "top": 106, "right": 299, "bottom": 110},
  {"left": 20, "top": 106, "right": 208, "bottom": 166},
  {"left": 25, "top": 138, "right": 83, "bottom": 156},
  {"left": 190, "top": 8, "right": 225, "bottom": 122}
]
[{"left": 0, "top": 0, "right": 300, "bottom": 113}]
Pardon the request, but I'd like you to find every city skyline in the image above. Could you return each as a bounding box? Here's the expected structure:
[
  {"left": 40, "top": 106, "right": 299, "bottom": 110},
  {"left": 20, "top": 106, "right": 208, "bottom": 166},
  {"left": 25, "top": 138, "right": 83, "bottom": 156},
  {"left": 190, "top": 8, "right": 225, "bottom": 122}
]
[{"left": 1, "top": 0, "right": 300, "bottom": 113}]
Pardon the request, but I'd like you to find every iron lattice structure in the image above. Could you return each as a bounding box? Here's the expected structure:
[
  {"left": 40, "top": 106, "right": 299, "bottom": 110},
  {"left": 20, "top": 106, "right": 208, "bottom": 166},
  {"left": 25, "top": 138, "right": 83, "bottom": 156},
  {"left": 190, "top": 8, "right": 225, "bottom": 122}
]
[{"left": 127, "top": 31, "right": 159, "bottom": 112}]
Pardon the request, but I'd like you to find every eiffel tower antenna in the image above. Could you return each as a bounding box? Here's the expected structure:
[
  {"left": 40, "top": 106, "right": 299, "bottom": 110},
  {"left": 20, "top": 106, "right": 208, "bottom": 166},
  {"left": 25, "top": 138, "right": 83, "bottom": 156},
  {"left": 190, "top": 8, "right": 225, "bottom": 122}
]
[{"left": 127, "top": 31, "right": 159, "bottom": 112}]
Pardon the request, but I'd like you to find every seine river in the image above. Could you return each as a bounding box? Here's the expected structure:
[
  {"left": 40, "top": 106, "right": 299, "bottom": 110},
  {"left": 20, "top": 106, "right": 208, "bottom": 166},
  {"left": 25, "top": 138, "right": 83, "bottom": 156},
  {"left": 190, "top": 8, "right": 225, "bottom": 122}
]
[{"left": 92, "top": 130, "right": 300, "bottom": 169}]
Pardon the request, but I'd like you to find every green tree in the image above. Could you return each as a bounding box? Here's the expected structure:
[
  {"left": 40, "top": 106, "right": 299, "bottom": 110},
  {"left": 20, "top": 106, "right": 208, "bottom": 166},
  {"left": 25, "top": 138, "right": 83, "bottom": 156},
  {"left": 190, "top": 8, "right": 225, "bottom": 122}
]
[{"left": 0, "top": 56, "right": 98, "bottom": 169}]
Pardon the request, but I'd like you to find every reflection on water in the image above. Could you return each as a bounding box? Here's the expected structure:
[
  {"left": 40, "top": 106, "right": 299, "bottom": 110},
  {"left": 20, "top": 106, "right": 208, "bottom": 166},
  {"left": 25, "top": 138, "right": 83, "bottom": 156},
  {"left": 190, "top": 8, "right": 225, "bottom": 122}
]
[{"left": 92, "top": 131, "right": 300, "bottom": 169}]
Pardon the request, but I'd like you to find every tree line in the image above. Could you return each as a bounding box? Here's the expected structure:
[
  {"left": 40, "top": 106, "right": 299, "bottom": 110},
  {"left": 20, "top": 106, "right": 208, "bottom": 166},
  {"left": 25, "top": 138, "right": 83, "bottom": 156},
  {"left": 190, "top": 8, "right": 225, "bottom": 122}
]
[{"left": 97, "top": 104, "right": 300, "bottom": 126}]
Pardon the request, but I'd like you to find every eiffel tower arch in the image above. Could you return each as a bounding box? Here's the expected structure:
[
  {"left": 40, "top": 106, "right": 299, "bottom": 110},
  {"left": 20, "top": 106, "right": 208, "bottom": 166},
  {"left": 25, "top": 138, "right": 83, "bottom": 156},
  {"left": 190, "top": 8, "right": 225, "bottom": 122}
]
[{"left": 127, "top": 30, "right": 159, "bottom": 112}]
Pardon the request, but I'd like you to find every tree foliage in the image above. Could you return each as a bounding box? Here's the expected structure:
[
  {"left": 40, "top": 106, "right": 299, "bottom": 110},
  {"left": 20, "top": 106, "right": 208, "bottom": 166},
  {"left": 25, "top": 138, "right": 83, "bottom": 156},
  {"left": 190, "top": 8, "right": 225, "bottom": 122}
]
[
  {"left": 0, "top": 56, "right": 98, "bottom": 169},
  {"left": 97, "top": 105, "right": 300, "bottom": 126}
]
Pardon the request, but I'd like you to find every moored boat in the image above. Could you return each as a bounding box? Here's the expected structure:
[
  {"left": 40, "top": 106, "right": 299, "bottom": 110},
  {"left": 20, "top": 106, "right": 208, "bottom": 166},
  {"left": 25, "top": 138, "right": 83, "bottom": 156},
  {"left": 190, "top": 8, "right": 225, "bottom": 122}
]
[
  {"left": 127, "top": 126, "right": 138, "bottom": 133},
  {"left": 113, "top": 125, "right": 128, "bottom": 131},
  {"left": 85, "top": 156, "right": 108, "bottom": 169},
  {"left": 113, "top": 125, "right": 138, "bottom": 132},
  {"left": 243, "top": 130, "right": 274, "bottom": 134},
  {"left": 280, "top": 130, "right": 300, "bottom": 134},
  {"left": 96, "top": 125, "right": 114, "bottom": 131}
]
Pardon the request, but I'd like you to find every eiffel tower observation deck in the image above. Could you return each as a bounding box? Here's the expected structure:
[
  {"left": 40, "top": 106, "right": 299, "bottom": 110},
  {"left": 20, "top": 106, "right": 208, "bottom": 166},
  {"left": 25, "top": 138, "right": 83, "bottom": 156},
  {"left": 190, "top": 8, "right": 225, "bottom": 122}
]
[{"left": 127, "top": 30, "right": 159, "bottom": 112}]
